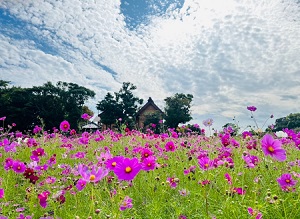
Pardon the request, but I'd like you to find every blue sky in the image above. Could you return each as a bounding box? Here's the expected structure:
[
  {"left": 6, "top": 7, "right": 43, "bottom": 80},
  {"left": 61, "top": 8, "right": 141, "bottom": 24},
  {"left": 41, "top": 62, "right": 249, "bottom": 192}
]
[{"left": 0, "top": 0, "right": 300, "bottom": 132}]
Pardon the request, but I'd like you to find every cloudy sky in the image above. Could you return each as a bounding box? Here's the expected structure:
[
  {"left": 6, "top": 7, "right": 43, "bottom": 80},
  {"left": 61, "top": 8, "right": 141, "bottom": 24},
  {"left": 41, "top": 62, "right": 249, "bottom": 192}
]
[{"left": 1, "top": 0, "right": 300, "bottom": 131}]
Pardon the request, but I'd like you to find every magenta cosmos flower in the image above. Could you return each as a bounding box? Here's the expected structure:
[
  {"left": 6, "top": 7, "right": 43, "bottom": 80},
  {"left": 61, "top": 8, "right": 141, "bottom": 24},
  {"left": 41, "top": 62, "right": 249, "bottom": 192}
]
[
  {"left": 119, "top": 196, "right": 133, "bottom": 211},
  {"left": 248, "top": 207, "right": 262, "bottom": 219},
  {"left": 81, "top": 113, "right": 91, "bottom": 120},
  {"left": 0, "top": 188, "right": 4, "bottom": 198},
  {"left": 12, "top": 160, "right": 27, "bottom": 174},
  {"left": 59, "top": 120, "right": 70, "bottom": 132},
  {"left": 198, "top": 156, "right": 214, "bottom": 171},
  {"left": 141, "top": 156, "right": 157, "bottom": 171},
  {"left": 247, "top": 106, "right": 257, "bottom": 112},
  {"left": 113, "top": 157, "right": 142, "bottom": 181},
  {"left": 78, "top": 164, "right": 109, "bottom": 183},
  {"left": 277, "top": 173, "right": 298, "bottom": 191},
  {"left": 38, "top": 190, "right": 50, "bottom": 208},
  {"left": 261, "top": 134, "right": 286, "bottom": 161},
  {"left": 165, "top": 141, "right": 176, "bottom": 152},
  {"left": 203, "top": 118, "right": 213, "bottom": 127},
  {"left": 105, "top": 156, "right": 124, "bottom": 171}
]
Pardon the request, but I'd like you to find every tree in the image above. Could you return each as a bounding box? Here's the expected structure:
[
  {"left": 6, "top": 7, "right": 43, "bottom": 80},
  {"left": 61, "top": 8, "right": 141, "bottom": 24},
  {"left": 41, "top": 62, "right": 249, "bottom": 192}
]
[
  {"left": 97, "top": 82, "right": 143, "bottom": 129},
  {"left": 97, "top": 92, "right": 123, "bottom": 128},
  {"left": 273, "top": 113, "right": 300, "bottom": 132},
  {"left": 143, "top": 111, "right": 162, "bottom": 134},
  {"left": 82, "top": 106, "right": 94, "bottom": 117},
  {"left": 164, "top": 93, "right": 193, "bottom": 128},
  {"left": 0, "top": 81, "right": 95, "bottom": 132}
]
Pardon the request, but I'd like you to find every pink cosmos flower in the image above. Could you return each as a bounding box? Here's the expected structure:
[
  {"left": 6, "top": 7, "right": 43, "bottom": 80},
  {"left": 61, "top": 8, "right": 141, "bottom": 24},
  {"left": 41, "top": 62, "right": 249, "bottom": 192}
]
[
  {"left": 165, "top": 141, "right": 176, "bottom": 152},
  {"left": 243, "top": 154, "right": 259, "bottom": 168},
  {"left": 113, "top": 157, "right": 142, "bottom": 181},
  {"left": 248, "top": 207, "right": 263, "bottom": 219},
  {"left": 224, "top": 173, "right": 232, "bottom": 185},
  {"left": 140, "top": 148, "right": 154, "bottom": 160},
  {"left": 141, "top": 156, "right": 157, "bottom": 171},
  {"left": 198, "top": 156, "right": 214, "bottom": 171},
  {"left": 277, "top": 173, "right": 298, "bottom": 191},
  {"left": 32, "top": 148, "right": 45, "bottom": 157},
  {"left": 81, "top": 113, "right": 91, "bottom": 120},
  {"left": 78, "top": 164, "right": 109, "bottom": 183},
  {"left": 105, "top": 156, "right": 125, "bottom": 171},
  {"left": 59, "top": 120, "right": 70, "bottom": 132},
  {"left": 76, "top": 178, "right": 87, "bottom": 191},
  {"left": 47, "top": 154, "right": 57, "bottom": 166},
  {"left": 178, "top": 189, "right": 190, "bottom": 196},
  {"left": 203, "top": 118, "right": 213, "bottom": 127},
  {"left": 261, "top": 134, "right": 286, "bottom": 161},
  {"left": 247, "top": 106, "right": 257, "bottom": 112},
  {"left": 0, "top": 188, "right": 4, "bottom": 198},
  {"left": 119, "top": 196, "right": 133, "bottom": 211},
  {"left": 38, "top": 191, "right": 50, "bottom": 208},
  {"left": 12, "top": 160, "right": 26, "bottom": 174},
  {"left": 242, "top": 131, "right": 253, "bottom": 139},
  {"left": 33, "top": 125, "right": 42, "bottom": 134},
  {"left": 167, "top": 177, "right": 179, "bottom": 188},
  {"left": 17, "top": 213, "right": 32, "bottom": 219},
  {"left": 35, "top": 164, "right": 49, "bottom": 172},
  {"left": 233, "top": 187, "right": 246, "bottom": 195}
]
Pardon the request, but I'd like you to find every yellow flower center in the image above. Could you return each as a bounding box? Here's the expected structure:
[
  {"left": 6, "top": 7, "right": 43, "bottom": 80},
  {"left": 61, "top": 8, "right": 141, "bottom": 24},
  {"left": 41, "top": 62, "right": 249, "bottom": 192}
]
[
  {"left": 268, "top": 146, "right": 274, "bottom": 152},
  {"left": 112, "top": 162, "right": 116, "bottom": 167},
  {"left": 89, "top": 174, "right": 96, "bottom": 181},
  {"left": 286, "top": 179, "right": 290, "bottom": 183},
  {"left": 147, "top": 163, "right": 152, "bottom": 167},
  {"left": 204, "top": 163, "right": 209, "bottom": 167},
  {"left": 125, "top": 167, "right": 132, "bottom": 173},
  {"left": 144, "top": 153, "right": 149, "bottom": 157}
]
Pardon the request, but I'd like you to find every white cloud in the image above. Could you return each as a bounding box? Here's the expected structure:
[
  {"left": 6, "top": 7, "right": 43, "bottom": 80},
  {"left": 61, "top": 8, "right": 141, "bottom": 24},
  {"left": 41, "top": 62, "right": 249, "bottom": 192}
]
[{"left": 0, "top": 0, "right": 300, "bottom": 131}]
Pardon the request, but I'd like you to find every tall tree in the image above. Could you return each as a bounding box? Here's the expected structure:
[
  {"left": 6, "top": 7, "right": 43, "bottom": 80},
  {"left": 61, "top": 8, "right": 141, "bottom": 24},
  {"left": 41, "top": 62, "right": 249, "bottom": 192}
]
[
  {"left": 97, "top": 82, "right": 143, "bottom": 129},
  {"left": 273, "top": 113, "right": 300, "bottom": 132},
  {"left": 97, "top": 92, "right": 123, "bottom": 128},
  {"left": 164, "top": 93, "right": 193, "bottom": 128}
]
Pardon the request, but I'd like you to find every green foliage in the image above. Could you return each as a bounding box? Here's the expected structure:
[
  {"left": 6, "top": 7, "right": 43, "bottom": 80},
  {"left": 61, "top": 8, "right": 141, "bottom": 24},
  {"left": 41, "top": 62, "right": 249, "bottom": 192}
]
[
  {"left": 0, "top": 81, "right": 95, "bottom": 131},
  {"left": 273, "top": 113, "right": 300, "bottom": 131},
  {"left": 164, "top": 93, "right": 193, "bottom": 128},
  {"left": 143, "top": 111, "right": 162, "bottom": 133},
  {"left": 97, "top": 82, "right": 143, "bottom": 129},
  {"left": 82, "top": 105, "right": 94, "bottom": 117}
]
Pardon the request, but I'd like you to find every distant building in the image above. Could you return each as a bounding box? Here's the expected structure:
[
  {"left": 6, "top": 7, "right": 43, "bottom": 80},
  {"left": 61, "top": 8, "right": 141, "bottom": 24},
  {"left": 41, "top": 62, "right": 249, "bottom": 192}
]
[
  {"left": 97, "top": 97, "right": 163, "bottom": 131},
  {"left": 136, "top": 97, "right": 164, "bottom": 130},
  {"left": 81, "top": 115, "right": 101, "bottom": 130}
]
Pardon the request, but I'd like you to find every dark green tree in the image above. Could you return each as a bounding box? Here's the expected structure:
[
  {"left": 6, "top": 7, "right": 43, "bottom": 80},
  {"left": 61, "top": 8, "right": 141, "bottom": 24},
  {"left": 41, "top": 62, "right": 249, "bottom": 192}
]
[
  {"left": 97, "top": 82, "right": 143, "bottom": 130},
  {"left": 273, "top": 113, "right": 300, "bottom": 132},
  {"left": 0, "top": 81, "right": 95, "bottom": 132},
  {"left": 164, "top": 93, "right": 193, "bottom": 128},
  {"left": 143, "top": 111, "right": 162, "bottom": 134},
  {"left": 97, "top": 92, "right": 123, "bottom": 128}
]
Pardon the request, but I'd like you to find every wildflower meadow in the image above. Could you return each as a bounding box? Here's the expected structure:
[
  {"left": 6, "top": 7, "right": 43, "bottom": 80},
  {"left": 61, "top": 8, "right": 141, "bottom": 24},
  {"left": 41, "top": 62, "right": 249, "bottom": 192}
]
[{"left": 0, "top": 113, "right": 300, "bottom": 219}]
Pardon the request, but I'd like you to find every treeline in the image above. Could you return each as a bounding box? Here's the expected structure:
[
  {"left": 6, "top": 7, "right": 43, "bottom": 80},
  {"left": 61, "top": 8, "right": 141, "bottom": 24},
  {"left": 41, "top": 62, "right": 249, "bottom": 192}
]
[
  {"left": 0, "top": 80, "right": 95, "bottom": 132},
  {"left": 0, "top": 80, "right": 194, "bottom": 133},
  {"left": 96, "top": 82, "right": 194, "bottom": 131}
]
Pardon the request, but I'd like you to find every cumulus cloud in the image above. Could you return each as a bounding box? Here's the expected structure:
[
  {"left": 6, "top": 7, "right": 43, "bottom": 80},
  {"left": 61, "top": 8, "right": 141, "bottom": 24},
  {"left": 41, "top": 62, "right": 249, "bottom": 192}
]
[{"left": 0, "top": 0, "right": 300, "bottom": 131}]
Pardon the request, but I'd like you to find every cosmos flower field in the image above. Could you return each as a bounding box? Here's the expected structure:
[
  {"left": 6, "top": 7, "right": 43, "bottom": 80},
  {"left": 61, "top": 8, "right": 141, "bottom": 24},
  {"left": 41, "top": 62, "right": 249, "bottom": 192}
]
[{"left": 0, "top": 117, "right": 300, "bottom": 219}]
